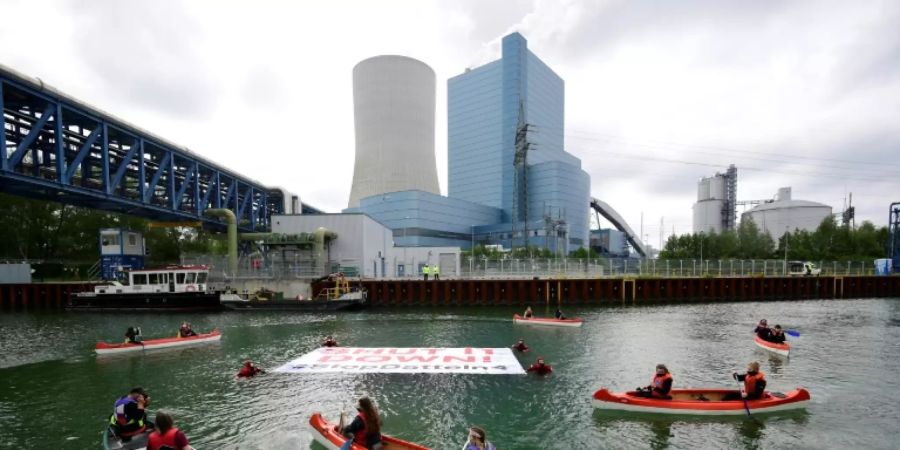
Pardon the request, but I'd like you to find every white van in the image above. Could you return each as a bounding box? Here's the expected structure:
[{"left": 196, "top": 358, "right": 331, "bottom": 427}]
[{"left": 788, "top": 261, "right": 821, "bottom": 276}]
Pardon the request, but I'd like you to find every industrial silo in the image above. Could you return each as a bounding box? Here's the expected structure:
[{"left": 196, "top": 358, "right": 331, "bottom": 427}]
[
  {"left": 347, "top": 55, "right": 440, "bottom": 208},
  {"left": 741, "top": 187, "right": 832, "bottom": 238},
  {"left": 692, "top": 166, "right": 736, "bottom": 234}
]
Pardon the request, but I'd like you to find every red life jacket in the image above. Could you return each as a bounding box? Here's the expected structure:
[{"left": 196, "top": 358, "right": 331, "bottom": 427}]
[
  {"left": 352, "top": 412, "right": 369, "bottom": 445},
  {"left": 147, "top": 427, "right": 179, "bottom": 450},
  {"left": 651, "top": 373, "right": 672, "bottom": 393},
  {"left": 528, "top": 363, "right": 553, "bottom": 374},
  {"left": 744, "top": 371, "right": 765, "bottom": 395}
]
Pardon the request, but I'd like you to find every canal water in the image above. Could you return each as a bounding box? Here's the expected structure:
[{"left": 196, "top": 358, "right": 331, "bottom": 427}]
[{"left": 1, "top": 298, "right": 898, "bottom": 450}]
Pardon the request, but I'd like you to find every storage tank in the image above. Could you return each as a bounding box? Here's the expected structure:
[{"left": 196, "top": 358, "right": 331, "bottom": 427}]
[
  {"left": 693, "top": 199, "right": 725, "bottom": 234},
  {"left": 741, "top": 187, "right": 832, "bottom": 238},
  {"left": 348, "top": 55, "right": 441, "bottom": 208}
]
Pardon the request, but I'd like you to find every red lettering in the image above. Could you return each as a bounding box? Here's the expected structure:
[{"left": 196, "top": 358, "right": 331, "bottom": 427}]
[
  {"left": 388, "top": 348, "right": 418, "bottom": 355},
  {"left": 443, "top": 356, "right": 476, "bottom": 363},
  {"left": 397, "top": 356, "right": 439, "bottom": 363},
  {"left": 356, "top": 355, "right": 391, "bottom": 363},
  {"left": 318, "top": 355, "right": 352, "bottom": 363}
]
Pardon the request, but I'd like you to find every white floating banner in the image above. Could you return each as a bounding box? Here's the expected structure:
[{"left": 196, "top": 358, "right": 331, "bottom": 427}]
[{"left": 274, "top": 347, "right": 525, "bottom": 375}]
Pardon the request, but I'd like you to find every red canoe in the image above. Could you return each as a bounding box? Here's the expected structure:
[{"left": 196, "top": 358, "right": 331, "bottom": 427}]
[
  {"left": 754, "top": 335, "right": 790, "bottom": 357},
  {"left": 592, "top": 388, "right": 810, "bottom": 415},
  {"left": 513, "top": 313, "right": 583, "bottom": 328},
  {"left": 309, "top": 413, "right": 431, "bottom": 450},
  {"left": 95, "top": 329, "right": 221, "bottom": 355}
]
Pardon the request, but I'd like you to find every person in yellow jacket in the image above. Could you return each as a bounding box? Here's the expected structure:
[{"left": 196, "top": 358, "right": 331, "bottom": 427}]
[
  {"left": 431, "top": 264, "right": 440, "bottom": 280},
  {"left": 422, "top": 264, "right": 430, "bottom": 280}
]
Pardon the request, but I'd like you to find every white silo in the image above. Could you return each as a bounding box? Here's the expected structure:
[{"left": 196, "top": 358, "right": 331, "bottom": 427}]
[
  {"left": 347, "top": 55, "right": 440, "bottom": 208},
  {"left": 741, "top": 187, "right": 832, "bottom": 238},
  {"left": 693, "top": 165, "right": 737, "bottom": 234}
]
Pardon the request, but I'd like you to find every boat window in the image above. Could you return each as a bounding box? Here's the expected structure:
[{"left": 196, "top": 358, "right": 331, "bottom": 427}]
[
  {"left": 197, "top": 273, "right": 208, "bottom": 283},
  {"left": 117, "top": 271, "right": 130, "bottom": 285},
  {"left": 148, "top": 273, "right": 159, "bottom": 284},
  {"left": 160, "top": 273, "right": 167, "bottom": 284},
  {"left": 129, "top": 234, "right": 137, "bottom": 245},
  {"left": 133, "top": 274, "right": 147, "bottom": 285},
  {"left": 177, "top": 273, "right": 186, "bottom": 284},
  {"left": 185, "top": 273, "right": 196, "bottom": 284}
]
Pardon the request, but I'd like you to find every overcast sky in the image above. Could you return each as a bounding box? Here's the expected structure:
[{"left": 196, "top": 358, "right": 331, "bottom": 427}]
[{"left": 2, "top": 0, "right": 898, "bottom": 248}]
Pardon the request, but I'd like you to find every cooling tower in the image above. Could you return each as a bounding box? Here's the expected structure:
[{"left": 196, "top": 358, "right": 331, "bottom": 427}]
[{"left": 347, "top": 55, "right": 440, "bottom": 208}]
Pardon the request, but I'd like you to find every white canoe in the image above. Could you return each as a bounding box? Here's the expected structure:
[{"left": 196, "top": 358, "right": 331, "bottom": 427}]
[
  {"left": 513, "top": 314, "right": 583, "bottom": 328},
  {"left": 754, "top": 334, "right": 790, "bottom": 357},
  {"left": 95, "top": 329, "right": 221, "bottom": 355}
]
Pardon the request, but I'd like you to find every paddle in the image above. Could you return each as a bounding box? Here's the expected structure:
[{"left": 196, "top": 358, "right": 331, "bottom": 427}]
[
  {"left": 733, "top": 372, "right": 754, "bottom": 420},
  {"left": 785, "top": 329, "right": 800, "bottom": 337}
]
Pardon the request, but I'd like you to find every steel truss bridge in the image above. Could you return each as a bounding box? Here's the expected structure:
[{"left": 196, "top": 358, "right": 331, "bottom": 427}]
[{"left": 0, "top": 64, "right": 318, "bottom": 232}]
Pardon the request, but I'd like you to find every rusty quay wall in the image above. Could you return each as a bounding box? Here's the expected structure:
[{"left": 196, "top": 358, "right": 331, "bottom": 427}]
[
  {"left": 0, "top": 283, "right": 97, "bottom": 310},
  {"left": 318, "top": 276, "right": 900, "bottom": 307}
]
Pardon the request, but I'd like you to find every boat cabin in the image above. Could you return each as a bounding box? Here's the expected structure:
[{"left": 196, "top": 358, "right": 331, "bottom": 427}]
[{"left": 94, "top": 265, "right": 210, "bottom": 294}]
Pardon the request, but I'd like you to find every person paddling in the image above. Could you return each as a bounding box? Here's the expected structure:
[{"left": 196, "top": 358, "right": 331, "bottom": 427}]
[
  {"left": 511, "top": 338, "right": 529, "bottom": 352},
  {"left": 724, "top": 361, "right": 767, "bottom": 400},
  {"left": 340, "top": 396, "right": 383, "bottom": 450},
  {"left": 124, "top": 326, "right": 142, "bottom": 344},
  {"left": 147, "top": 411, "right": 194, "bottom": 450},
  {"left": 526, "top": 356, "right": 553, "bottom": 375},
  {"left": 178, "top": 322, "right": 197, "bottom": 338},
  {"left": 555, "top": 308, "right": 567, "bottom": 320},
  {"left": 523, "top": 306, "right": 534, "bottom": 318},
  {"left": 753, "top": 319, "right": 771, "bottom": 340},
  {"left": 635, "top": 364, "right": 673, "bottom": 399},
  {"left": 463, "top": 426, "right": 496, "bottom": 450},
  {"left": 766, "top": 325, "right": 787, "bottom": 344},
  {"left": 110, "top": 387, "right": 152, "bottom": 440},
  {"left": 237, "top": 360, "right": 265, "bottom": 378}
]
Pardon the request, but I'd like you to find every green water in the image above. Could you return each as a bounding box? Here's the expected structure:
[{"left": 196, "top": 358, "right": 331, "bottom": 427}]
[{"left": 1, "top": 298, "right": 899, "bottom": 450}]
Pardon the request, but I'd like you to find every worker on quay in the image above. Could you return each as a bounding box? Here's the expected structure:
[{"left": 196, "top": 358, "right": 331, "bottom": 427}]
[
  {"left": 753, "top": 319, "right": 771, "bottom": 340},
  {"left": 511, "top": 338, "right": 529, "bottom": 352},
  {"left": 422, "top": 264, "right": 430, "bottom": 281},
  {"left": 635, "top": 364, "right": 673, "bottom": 399},
  {"left": 523, "top": 306, "right": 534, "bottom": 319},
  {"left": 237, "top": 360, "right": 265, "bottom": 378},
  {"left": 110, "top": 387, "right": 153, "bottom": 439},
  {"left": 147, "top": 411, "right": 194, "bottom": 450},
  {"left": 431, "top": 264, "right": 440, "bottom": 280},
  {"left": 526, "top": 356, "right": 553, "bottom": 375},
  {"left": 766, "top": 325, "right": 787, "bottom": 344},
  {"left": 339, "top": 396, "right": 383, "bottom": 450},
  {"left": 725, "top": 361, "right": 767, "bottom": 400},
  {"left": 322, "top": 335, "right": 339, "bottom": 347}
]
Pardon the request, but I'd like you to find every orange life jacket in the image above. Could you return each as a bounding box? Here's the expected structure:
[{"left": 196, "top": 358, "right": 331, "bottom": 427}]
[
  {"left": 147, "top": 427, "right": 179, "bottom": 450},
  {"left": 651, "top": 373, "right": 673, "bottom": 397},
  {"left": 352, "top": 412, "right": 369, "bottom": 445},
  {"left": 744, "top": 371, "right": 765, "bottom": 395}
]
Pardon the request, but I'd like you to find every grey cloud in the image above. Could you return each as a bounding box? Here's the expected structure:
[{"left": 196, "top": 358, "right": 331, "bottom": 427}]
[
  {"left": 242, "top": 66, "right": 290, "bottom": 110},
  {"left": 65, "top": 0, "right": 220, "bottom": 119}
]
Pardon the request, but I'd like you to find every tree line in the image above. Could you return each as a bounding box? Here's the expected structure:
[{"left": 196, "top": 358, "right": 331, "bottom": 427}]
[
  {"left": 659, "top": 216, "right": 889, "bottom": 261},
  {"left": 0, "top": 193, "right": 224, "bottom": 277}
]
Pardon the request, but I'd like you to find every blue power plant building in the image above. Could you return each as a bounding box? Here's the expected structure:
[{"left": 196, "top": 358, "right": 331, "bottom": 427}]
[{"left": 351, "top": 32, "right": 591, "bottom": 253}]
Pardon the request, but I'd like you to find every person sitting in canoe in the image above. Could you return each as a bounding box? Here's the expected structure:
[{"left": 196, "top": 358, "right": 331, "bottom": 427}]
[
  {"left": 753, "top": 319, "right": 771, "bottom": 340},
  {"left": 523, "top": 306, "right": 534, "bottom": 318},
  {"left": 555, "top": 308, "right": 567, "bottom": 320},
  {"left": 635, "top": 364, "right": 673, "bottom": 399},
  {"left": 511, "top": 338, "right": 529, "bottom": 352},
  {"left": 526, "top": 356, "right": 553, "bottom": 375},
  {"left": 110, "top": 387, "right": 153, "bottom": 440},
  {"left": 463, "top": 426, "right": 496, "bottom": 450},
  {"left": 124, "top": 326, "right": 142, "bottom": 344},
  {"left": 177, "top": 322, "right": 197, "bottom": 338},
  {"left": 147, "top": 410, "right": 194, "bottom": 450},
  {"left": 237, "top": 360, "right": 265, "bottom": 378},
  {"left": 725, "top": 361, "right": 767, "bottom": 400},
  {"left": 322, "top": 336, "right": 339, "bottom": 347},
  {"left": 766, "top": 325, "right": 787, "bottom": 344},
  {"left": 339, "top": 396, "right": 383, "bottom": 450}
]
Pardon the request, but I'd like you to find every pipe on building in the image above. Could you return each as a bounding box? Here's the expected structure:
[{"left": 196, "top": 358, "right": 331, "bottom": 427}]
[
  {"left": 314, "top": 227, "right": 337, "bottom": 275},
  {"left": 204, "top": 209, "right": 238, "bottom": 276}
]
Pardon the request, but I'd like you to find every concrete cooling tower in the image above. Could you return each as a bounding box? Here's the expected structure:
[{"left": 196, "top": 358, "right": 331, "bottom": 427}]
[{"left": 347, "top": 55, "right": 440, "bottom": 208}]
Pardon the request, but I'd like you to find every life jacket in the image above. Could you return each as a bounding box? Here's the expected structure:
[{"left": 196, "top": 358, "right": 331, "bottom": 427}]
[
  {"left": 651, "top": 373, "right": 673, "bottom": 397},
  {"left": 352, "top": 412, "right": 369, "bottom": 445},
  {"left": 744, "top": 371, "right": 765, "bottom": 396},
  {"left": 514, "top": 343, "right": 528, "bottom": 351},
  {"left": 529, "top": 363, "right": 552, "bottom": 374},
  {"left": 110, "top": 396, "right": 145, "bottom": 434},
  {"left": 147, "top": 427, "right": 179, "bottom": 450},
  {"left": 237, "top": 366, "right": 257, "bottom": 378}
]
